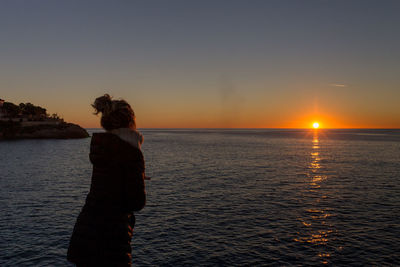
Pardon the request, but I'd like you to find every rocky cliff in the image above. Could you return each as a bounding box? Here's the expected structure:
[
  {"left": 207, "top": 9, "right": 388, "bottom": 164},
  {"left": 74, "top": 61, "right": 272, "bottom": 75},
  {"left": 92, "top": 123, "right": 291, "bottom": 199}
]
[{"left": 0, "top": 121, "right": 89, "bottom": 140}]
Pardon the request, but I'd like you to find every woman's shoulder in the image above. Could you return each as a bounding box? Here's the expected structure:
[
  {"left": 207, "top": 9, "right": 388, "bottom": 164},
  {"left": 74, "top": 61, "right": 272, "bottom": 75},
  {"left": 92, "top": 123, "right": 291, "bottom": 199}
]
[
  {"left": 91, "top": 132, "right": 143, "bottom": 161},
  {"left": 108, "top": 128, "right": 143, "bottom": 149}
]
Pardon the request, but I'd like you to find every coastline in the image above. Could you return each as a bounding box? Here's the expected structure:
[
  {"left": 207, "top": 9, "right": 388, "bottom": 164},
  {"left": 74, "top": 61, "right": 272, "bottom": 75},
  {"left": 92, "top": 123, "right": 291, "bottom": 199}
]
[{"left": 0, "top": 121, "right": 89, "bottom": 140}]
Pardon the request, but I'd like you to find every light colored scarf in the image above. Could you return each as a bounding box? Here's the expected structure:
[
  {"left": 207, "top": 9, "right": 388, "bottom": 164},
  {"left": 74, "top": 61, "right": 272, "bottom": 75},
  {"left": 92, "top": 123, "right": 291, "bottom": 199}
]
[{"left": 109, "top": 128, "right": 143, "bottom": 149}]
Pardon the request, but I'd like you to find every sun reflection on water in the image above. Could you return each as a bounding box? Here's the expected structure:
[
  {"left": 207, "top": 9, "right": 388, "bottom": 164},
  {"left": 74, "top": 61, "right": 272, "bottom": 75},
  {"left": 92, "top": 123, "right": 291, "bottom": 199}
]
[{"left": 294, "top": 131, "right": 333, "bottom": 264}]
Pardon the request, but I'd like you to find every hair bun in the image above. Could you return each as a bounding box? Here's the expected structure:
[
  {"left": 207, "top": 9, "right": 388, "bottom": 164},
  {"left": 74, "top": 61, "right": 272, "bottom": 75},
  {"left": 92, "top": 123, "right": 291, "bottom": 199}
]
[{"left": 92, "top": 94, "right": 112, "bottom": 114}]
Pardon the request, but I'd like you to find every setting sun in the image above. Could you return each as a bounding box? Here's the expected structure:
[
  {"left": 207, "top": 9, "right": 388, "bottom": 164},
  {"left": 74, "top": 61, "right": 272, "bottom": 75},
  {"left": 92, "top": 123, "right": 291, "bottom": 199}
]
[{"left": 313, "top": 122, "right": 320, "bottom": 129}]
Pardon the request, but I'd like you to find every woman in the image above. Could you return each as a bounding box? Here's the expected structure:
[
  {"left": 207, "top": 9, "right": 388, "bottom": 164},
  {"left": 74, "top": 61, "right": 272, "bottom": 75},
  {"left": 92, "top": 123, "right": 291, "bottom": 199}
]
[{"left": 67, "top": 94, "right": 146, "bottom": 266}]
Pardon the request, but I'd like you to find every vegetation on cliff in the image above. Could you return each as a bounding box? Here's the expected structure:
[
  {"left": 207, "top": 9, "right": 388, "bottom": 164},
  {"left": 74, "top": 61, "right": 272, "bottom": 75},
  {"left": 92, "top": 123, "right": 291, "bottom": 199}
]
[
  {"left": 0, "top": 100, "right": 89, "bottom": 140},
  {"left": 0, "top": 101, "right": 57, "bottom": 120}
]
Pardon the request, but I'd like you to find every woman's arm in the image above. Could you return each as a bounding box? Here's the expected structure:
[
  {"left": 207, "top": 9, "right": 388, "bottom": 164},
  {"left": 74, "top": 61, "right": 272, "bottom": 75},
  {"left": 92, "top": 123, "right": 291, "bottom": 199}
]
[{"left": 123, "top": 160, "right": 146, "bottom": 212}]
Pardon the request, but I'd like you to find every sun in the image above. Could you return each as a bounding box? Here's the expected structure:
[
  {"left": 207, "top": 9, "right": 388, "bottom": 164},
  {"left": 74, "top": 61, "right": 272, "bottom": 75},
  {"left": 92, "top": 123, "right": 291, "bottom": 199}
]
[{"left": 313, "top": 122, "right": 320, "bottom": 129}]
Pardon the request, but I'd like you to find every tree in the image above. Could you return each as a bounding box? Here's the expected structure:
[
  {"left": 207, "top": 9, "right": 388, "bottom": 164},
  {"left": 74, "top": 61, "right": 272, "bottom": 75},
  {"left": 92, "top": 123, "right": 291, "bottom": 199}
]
[
  {"left": 2, "top": 102, "right": 20, "bottom": 118},
  {"left": 34, "top": 106, "right": 46, "bottom": 117},
  {"left": 51, "top": 113, "right": 60, "bottom": 120},
  {"left": 19, "top": 102, "right": 47, "bottom": 118},
  {"left": 21, "top": 103, "right": 35, "bottom": 116}
]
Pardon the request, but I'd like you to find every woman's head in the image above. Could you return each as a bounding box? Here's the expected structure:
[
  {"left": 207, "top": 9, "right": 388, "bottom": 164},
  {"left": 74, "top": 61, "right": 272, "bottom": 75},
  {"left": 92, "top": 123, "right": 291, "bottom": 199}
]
[{"left": 92, "top": 94, "right": 136, "bottom": 131}]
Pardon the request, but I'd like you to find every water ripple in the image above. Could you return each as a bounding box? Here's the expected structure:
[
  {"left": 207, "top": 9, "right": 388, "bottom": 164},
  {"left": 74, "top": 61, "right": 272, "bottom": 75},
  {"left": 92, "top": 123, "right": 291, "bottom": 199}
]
[{"left": 1, "top": 130, "right": 400, "bottom": 266}]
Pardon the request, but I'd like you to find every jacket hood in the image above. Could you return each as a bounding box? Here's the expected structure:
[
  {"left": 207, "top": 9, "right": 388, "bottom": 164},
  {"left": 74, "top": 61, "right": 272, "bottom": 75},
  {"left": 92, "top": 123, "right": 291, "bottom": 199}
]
[
  {"left": 90, "top": 132, "right": 143, "bottom": 165},
  {"left": 109, "top": 128, "right": 143, "bottom": 149}
]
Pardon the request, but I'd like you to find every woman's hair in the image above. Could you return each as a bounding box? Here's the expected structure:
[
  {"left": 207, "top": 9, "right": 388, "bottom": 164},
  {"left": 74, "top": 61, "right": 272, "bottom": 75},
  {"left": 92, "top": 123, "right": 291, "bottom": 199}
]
[{"left": 92, "top": 94, "right": 136, "bottom": 131}]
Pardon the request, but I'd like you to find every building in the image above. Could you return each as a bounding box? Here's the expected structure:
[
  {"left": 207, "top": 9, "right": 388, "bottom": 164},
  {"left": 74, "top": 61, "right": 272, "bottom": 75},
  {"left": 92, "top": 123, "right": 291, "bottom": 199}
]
[{"left": 0, "top": 99, "right": 4, "bottom": 107}]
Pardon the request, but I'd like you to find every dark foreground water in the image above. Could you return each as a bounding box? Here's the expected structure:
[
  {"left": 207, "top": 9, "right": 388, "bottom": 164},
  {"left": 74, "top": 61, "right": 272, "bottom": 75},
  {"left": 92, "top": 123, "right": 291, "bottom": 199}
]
[{"left": 1, "top": 129, "right": 400, "bottom": 266}]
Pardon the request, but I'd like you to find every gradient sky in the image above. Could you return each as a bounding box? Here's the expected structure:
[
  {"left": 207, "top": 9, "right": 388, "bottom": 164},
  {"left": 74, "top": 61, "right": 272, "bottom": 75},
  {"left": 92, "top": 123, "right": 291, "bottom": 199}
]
[{"left": 1, "top": 0, "right": 399, "bottom": 128}]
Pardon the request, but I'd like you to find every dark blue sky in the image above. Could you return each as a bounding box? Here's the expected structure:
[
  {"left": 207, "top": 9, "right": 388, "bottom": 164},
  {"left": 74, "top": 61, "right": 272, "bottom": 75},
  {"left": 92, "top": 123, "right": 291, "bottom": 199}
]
[{"left": 1, "top": 0, "right": 399, "bottom": 127}]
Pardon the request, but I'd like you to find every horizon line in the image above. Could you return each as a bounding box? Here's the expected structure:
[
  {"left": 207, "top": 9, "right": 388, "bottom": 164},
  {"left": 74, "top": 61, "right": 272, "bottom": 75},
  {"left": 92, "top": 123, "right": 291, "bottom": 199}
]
[{"left": 84, "top": 127, "right": 400, "bottom": 130}]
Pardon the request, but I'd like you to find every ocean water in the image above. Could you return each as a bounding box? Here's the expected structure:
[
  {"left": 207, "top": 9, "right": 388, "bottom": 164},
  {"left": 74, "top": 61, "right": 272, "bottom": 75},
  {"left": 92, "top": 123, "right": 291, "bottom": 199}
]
[{"left": 1, "top": 129, "right": 400, "bottom": 266}]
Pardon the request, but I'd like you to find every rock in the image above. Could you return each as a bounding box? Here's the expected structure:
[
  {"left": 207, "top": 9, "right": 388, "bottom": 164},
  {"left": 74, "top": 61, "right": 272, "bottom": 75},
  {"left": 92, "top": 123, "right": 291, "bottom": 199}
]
[{"left": 0, "top": 122, "right": 89, "bottom": 140}]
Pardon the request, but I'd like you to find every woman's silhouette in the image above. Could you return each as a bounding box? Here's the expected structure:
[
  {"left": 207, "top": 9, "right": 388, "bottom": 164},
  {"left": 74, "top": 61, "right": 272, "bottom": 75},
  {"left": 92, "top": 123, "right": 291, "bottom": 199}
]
[{"left": 67, "top": 94, "right": 146, "bottom": 266}]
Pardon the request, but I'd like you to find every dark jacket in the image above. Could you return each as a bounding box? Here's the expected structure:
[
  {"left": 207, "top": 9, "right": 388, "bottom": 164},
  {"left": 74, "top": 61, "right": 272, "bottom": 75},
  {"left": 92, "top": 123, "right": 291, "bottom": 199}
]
[{"left": 67, "top": 132, "right": 146, "bottom": 266}]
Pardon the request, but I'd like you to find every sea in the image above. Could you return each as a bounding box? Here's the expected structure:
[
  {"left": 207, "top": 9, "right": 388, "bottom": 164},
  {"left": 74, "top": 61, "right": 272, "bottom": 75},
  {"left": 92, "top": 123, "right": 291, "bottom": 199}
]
[{"left": 1, "top": 129, "right": 400, "bottom": 266}]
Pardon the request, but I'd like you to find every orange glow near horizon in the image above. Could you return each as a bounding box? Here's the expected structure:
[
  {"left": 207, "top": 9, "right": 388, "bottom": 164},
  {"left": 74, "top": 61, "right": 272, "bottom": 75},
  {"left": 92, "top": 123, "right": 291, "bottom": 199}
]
[
  {"left": 4, "top": 95, "right": 399, "bottom": 129},
  {"left": 48, "top": 108, "right": 400, "bottom": 129}
]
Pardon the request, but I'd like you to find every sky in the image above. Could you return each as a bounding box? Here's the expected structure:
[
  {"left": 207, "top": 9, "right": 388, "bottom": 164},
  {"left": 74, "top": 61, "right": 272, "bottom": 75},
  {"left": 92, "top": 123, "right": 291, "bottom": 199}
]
[{"left": 1, "top": 0, "right": 399, "bottom": 128}]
